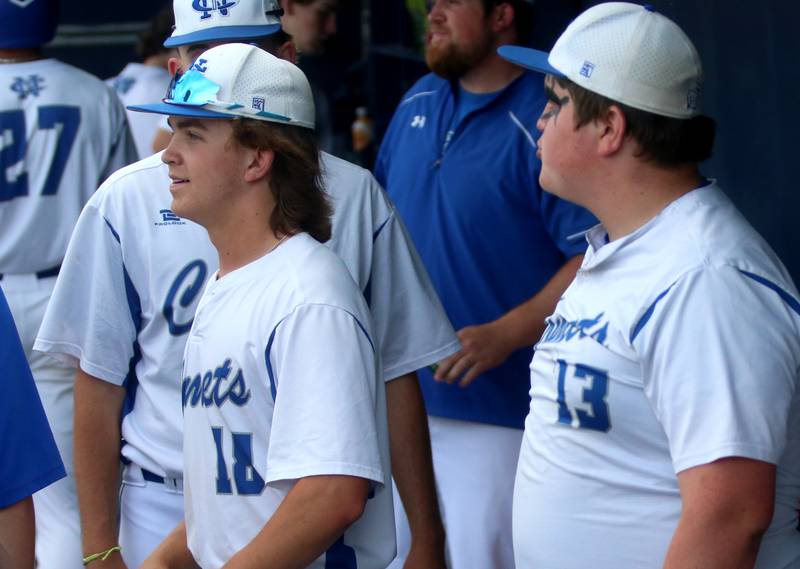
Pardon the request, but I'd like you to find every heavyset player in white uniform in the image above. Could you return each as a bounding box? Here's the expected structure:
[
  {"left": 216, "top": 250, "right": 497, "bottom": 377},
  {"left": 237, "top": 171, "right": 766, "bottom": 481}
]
[
  {"left": 36, "top": 1, "right": 457, "bottom": 567},
  {"left": 501, "top": 3, "right": 800, "bottom": 567},
  {"left": 0, "top": 1, "right": 136, "bottom": 567}
]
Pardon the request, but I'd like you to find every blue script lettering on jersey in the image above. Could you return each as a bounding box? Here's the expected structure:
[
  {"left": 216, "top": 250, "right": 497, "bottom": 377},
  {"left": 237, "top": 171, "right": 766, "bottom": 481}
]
[
  {"left": 163, "top": 260, "right": 208, "bottom": 335},
  {"left": 541, "top": 313, "right": 608, "bottom": 345},
  {"left": 183, "top": 358, "right": 251, "bottom": 409}
]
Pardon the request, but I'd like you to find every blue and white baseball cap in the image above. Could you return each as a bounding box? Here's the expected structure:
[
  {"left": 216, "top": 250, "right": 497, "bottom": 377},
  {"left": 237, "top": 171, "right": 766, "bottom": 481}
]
[
  {"left": 164, "top": 0, "right": 282, "bottom": 48},
  {"left": 499, "top": 2, "right": 703, "bottom": 119},
  {"left": 129, "top": 43, "right": 315, "bottom": 129},
  {"left": 0, "top": 0, "right": 59, "bottom": 49}
]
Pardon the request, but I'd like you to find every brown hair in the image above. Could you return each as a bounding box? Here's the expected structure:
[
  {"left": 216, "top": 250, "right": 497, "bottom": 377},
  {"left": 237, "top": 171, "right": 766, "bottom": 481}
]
[
  {"left": 231, "top": 119, "right": 331, "bottom": 243},
  {"left": 554, "top": 75, "right": 716, "bottom": 167}
]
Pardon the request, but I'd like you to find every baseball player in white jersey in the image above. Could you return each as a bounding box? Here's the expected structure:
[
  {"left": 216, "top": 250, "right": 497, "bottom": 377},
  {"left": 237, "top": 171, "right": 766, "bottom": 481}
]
[
  {"left": 500, "top": 3, "right": 800, "bottom": 567},
  {"left": 35, "top": 1, "right": 457, "bottom": 567},
  {"left": 129, "top": 43, "right": 394, "bottom": 567},
  {"left": 0, "top": 1, "right": 136, "bottom": 567}
]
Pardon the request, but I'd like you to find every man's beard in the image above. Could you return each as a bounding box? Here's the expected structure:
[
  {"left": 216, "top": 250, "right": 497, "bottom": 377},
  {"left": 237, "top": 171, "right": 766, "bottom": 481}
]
[{"left": 425, "top": 33, "right": 493, "bottom": 80}]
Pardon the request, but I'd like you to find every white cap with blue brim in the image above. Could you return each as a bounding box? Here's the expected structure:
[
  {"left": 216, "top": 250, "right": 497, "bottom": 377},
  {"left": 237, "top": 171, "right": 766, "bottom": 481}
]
[
  {"left": 498, "top": 2, "right": 704, "bottom": 119},
  {"left": 128, "top": 42, "right": 315, "bottom": 129},
  {"left": 164, "top": 0, "right": 283, "bottom": 48}
]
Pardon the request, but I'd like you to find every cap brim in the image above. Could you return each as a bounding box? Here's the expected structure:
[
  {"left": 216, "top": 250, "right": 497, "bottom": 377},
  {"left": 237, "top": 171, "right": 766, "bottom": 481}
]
[
  {"left": 164, "top": 23, "right": 281, "bottom": 48},
  {"left": 127, "top": 102, "right": 234, "bottom": 120},
  {"left": 498, "top": 45, "right": 564, "bottom": 77}
]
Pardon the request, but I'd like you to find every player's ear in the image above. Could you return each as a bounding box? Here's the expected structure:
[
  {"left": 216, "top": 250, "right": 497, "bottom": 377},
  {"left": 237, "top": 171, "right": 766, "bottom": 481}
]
[
  {"left": 276, "top": 39, "right": 297, "bottom": 65},
  {"left": 167, "top": 56, "right": 181, "bottom": 77},
  {"left": 243, "top": 147, "right": 275, "bottom": 183},
  {"left": 597, "top": 104, "right": 627, "bottom": 157}
]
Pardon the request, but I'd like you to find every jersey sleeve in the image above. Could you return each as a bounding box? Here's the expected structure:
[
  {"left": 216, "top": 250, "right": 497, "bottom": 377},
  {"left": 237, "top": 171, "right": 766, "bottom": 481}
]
[
  {"left": 0, "top": 291, "right": 65, "bottom": 508},
  {"left": 99, "top": 90, "right": 138, "bottom": 184},
  {"left": 34, "top": 198, "right": 137, "bottom": 385},
  {"left": 635, "top": 265, "right": 800, "bottom": 474},
  {"left": 369, "top": 192, "right": 460, "bottom": 380},
  {"left": 265, "top": 304, "right": 384, "bottom": 486}
]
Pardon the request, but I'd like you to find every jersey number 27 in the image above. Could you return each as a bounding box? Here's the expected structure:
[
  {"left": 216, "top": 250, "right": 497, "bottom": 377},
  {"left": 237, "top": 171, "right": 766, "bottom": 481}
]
[{"left": 0, "top": 106, "right": 81, "bottom": 202}]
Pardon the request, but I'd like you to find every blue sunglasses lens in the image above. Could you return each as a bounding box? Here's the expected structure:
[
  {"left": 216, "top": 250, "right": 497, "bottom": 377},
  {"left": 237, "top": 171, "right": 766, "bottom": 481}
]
[{"left": 166, "top": 69, "right": 221, "bottom": 106}]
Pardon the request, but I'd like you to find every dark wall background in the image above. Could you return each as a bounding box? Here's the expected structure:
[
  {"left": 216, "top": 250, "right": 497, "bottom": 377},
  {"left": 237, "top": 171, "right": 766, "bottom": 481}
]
[{"left": 46, "top": 0, "right": 800, "bottom": 285}]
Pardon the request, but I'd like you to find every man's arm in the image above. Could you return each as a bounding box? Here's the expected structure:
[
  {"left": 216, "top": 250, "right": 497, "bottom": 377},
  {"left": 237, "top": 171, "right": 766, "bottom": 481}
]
[
  {"left": 74, "top": 368, "right": 128, "bottom": 569},
  {"left": 385, "top": 373, "right": 446, "bottom": 569},
  {"left": 140, "top": 521, "right": 199, "bottom": 569},
  {"left": 223, "top": 475, "right": 369, "bottom": 569},
  {"left": 436, "top": 254, "right": 582, "bottom": 386},
  {"left": 663, "top": 457, "right": 775, "bottom": 569},
  {"left": 0, "top": 496, "right": 35, "bottom": 569}
]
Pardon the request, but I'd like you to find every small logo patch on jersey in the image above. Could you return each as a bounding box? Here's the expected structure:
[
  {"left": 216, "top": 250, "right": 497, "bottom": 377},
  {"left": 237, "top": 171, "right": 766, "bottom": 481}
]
[
  {"left": 580, "top": 61, "right": 595, "bottom": 78},
  {"left": 410, "top": 115, "right": 426, "bottom": 128},
  {"left": 10, "top": 75, "right": 45, "bottom": 100},
  {"left": 155, "top": 209, "right": 186, "bottom": 226},
  {"left": 192, "top": 0, "right": 237, "bottom": 20}
]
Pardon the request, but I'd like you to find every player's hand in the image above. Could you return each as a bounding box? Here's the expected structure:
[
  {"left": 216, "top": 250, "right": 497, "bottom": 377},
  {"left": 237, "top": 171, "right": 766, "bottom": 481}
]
[
  {"left": 402, "top": 541, "right": 447, "bottom": 569},
  {"left": 433, "top": 321, "right": 515, "bottom": 388}
]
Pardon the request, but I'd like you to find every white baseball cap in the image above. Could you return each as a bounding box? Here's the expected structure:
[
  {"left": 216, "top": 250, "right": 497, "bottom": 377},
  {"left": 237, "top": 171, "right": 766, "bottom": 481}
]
[
  {"left": 499, "top": 2, "right": 703, "bottom": 119},
  {"left": 164, "top": 0, "right": 282, "bottom": 48},
  {"left": 129, "top": 43, "right": 315, "bottom": 129}
]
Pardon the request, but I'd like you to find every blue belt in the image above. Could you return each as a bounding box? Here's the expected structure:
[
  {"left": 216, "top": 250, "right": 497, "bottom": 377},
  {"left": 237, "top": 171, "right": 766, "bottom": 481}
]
[{"left": 0, "top": 264, "right": 60, "bottom": 281}]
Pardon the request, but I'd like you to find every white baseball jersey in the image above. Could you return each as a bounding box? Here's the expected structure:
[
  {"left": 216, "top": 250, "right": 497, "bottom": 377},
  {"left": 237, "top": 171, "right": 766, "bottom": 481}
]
[
  {"left": 0, "top": 58, "right": 135, "bottom": 274},
  {"left": 35, "top": 151, "right": 458, "bottom": 478},
  {"left": 107, "top": 63, "right": 171, "bottom": 160},
  {"left": 515, "top": 183, "right": 800, "bottom": 568},
  {"left": 183, "top": 232, "right": 393, "bottom": 568}
]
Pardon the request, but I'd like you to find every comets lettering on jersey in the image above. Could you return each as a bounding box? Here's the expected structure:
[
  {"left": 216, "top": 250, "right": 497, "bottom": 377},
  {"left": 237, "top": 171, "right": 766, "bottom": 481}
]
[
  {"left": 182, "top": 358, "right": 251, "bottom": 409},
  {"left": 540, "top": 313, "right": 608, "bottom": 345}
]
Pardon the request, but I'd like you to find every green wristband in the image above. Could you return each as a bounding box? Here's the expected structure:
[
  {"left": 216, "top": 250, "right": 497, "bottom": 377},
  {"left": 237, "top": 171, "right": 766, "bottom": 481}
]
[{"left": 82, "top": 545, "right": 122, "bottom": 565}]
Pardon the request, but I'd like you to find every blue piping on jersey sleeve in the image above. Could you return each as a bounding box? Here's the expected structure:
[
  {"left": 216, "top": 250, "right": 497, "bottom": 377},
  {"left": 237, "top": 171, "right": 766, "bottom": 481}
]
[
  {"left": 362, "top": 276, "right": 372, "bottom": 308},
  {"left": 104, "top": 216, "right": 144, "bottom": 420},
  {"left": 265, "top": 323, "right": 280, "bottom": 402},
  {"left": 362, "top": 215, "right": 392, "bottom": 308},
  {"left": 264, "top": 309, "right": 377, "bottom": 403},
  {"left": 630, "top": 282, "right": 678, "bottom": 343},
  {"left": 373, "top": 216, "right": 391, "bottom": 241},
  {"left": 739, "top": 270, "right": 800, "bottom": 317},
  {"left": 104, "top": 217, "right": 121, "bottom": 242}
]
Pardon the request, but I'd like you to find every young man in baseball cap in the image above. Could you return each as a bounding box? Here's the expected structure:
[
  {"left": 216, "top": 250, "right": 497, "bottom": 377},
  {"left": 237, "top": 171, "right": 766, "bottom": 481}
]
[
  {"left": 36, "top": 1, "right": 455, "bottom": 567},
  {"left": 129, "top": 42, "right": 393, "bottom": 569},
  {"left": 500, "top": 3, "right": 800, "bottom": 567}
]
